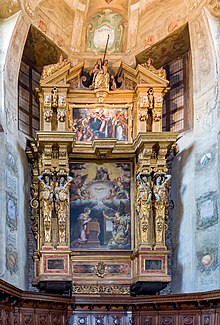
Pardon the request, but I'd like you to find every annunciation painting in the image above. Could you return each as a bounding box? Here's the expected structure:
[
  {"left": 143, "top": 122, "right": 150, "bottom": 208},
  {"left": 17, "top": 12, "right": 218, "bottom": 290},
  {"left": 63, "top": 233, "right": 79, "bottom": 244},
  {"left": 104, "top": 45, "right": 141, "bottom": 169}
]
[
  {"left": 72, "top": 107, "right": 128, "bottom": 142},
  {"left": 70, "top": 161, "right": 131, "bottom": 250}
]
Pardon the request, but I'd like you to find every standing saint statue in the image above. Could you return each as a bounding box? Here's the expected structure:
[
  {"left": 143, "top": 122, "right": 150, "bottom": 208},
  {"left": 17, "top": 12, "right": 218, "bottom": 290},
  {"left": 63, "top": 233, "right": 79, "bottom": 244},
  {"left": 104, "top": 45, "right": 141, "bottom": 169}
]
[
  {"left": 153, "top": 173, "right": 171, "bottom": 248},
  {"left": 38, "top": 174, "right": 54, "bottom": 244},
  {"left": 94, "top": 59, "right": 110, "bottom": 90},
  {"left": 55, "top": 175, "right": 73, "bottom": 244},
  {"left": 136, "top": 173, "right": 153, "bottom": 246}
]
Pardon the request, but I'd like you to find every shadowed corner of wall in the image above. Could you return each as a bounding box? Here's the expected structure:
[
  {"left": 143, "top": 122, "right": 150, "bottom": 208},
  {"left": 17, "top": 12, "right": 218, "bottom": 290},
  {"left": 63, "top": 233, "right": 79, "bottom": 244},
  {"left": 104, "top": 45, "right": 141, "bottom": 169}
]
[
  {"left": 170, "top": 143, "right": 194, "bottom": 293},
  {"left": 0, "top": 122, "right": 4, "bottom": 133}
]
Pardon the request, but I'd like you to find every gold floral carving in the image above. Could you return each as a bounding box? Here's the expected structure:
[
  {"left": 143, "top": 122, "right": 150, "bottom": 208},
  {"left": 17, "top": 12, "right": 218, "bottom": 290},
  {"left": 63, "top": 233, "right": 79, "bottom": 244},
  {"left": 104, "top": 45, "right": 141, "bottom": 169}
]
[
  {"left": 41, "top": 55, "right": 68, "bottom": 80},
  {"left": 44, "top": 109, "right": 53, "bottom": 122},
  {"left": 95, "top": 261, "right": 108, "bottom": 278},
  {"left": 72, "top": 285, "right": 130, "bottom": 295},
  {"left": 57, "top": 109, "right": 66, "bottom": 122},
  {"left": 30, "top": 183, "right": 39, "bottom": 241}
]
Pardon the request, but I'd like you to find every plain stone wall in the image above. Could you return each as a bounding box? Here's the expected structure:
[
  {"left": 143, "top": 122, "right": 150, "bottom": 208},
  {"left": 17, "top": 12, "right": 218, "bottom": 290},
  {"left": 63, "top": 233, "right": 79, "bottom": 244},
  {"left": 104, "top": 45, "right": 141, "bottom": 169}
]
[
  {"left": 171, "top": 8, "right": 220, "bottom": 293},
  {"left": 0, "top": 12, "right": 31, "bottom": 290}
]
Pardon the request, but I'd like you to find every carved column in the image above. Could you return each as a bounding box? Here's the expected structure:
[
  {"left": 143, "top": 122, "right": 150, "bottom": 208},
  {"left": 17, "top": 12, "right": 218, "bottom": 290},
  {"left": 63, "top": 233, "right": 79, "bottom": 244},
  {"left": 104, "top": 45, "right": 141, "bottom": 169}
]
[
  {"left": 136, "top": 85, "right": 152, "bottom": 134},
  {"left": 27, "top": 133, "right": 74, "bottom": 290},
  {"left": 132, "top": 134, "right": 176, "bottom": 291},
  {"left": 151, "top": 87, "right": 167, "bottom": 132}
]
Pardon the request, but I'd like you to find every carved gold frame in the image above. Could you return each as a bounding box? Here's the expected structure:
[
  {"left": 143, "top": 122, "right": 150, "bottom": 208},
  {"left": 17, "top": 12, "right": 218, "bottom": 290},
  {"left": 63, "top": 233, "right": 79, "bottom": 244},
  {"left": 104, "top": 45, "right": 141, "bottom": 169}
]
[{"left": 69, "top": 158, "right": 135, "bottom": 252}]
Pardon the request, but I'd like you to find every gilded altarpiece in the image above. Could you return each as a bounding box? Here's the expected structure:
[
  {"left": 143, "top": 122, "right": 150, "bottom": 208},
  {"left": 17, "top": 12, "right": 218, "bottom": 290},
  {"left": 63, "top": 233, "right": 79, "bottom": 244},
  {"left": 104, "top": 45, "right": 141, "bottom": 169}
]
[{"left": 27, "top": 56, "right": 177, "bottom": 296}]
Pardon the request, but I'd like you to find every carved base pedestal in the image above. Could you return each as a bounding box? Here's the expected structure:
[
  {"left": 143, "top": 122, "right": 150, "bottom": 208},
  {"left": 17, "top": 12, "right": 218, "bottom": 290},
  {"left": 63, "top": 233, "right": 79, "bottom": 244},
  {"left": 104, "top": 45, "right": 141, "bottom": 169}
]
[
  {"left": 130, "top": 281, "right": 168, "bottom": 296},
  {"left": 38, "top": 280, "right": 72, "bottom": 295}
]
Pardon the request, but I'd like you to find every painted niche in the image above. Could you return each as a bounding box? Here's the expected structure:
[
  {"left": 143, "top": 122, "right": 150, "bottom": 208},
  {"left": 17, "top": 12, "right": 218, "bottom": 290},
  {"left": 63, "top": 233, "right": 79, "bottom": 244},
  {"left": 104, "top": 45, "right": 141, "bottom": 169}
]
[
  {"left": 86, "top": 10, "right": 123, "bottom": 53},
  {"left": 70, "top": 161, "right": 131, "bottom": 250}
]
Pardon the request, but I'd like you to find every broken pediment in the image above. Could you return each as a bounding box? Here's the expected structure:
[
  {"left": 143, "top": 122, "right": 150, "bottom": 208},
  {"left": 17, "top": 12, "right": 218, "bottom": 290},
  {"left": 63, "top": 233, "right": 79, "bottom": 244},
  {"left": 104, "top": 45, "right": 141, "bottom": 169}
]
[
  {"left": 117, "top": 61, "right": 169, "bottom": 90},
  {"left": 39, "top": 56, "right": 169, "bottom": 92}
]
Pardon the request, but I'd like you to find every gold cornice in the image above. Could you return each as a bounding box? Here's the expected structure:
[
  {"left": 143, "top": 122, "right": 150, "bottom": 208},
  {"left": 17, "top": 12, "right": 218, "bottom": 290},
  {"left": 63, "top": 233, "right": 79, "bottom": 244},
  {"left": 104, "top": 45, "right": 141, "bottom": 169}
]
[
  {"left": 68, "top": 89, "right": 134, "bottom": 101},
  {"left": 31, "top": 131, "right": 177, "bottom": 161},
  {"left": 133, "top": 132, "right": 178, "bottom": 151},
  {"left": 36, "top": 132, "right": 75, "bottom": 152}
]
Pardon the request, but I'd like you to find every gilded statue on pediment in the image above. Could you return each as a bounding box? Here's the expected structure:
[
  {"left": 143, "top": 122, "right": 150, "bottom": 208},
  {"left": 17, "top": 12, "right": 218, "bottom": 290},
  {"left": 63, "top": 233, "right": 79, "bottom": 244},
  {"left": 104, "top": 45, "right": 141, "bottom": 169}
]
[
  {"left": 93, "top": 59, "right": 110, "bottom": 90},
  {"left": 142, "top": 58, "right": 166, "bottom": 79},
  {"left": 41, "top": 54, "right": 68, "bottom": 80},
  {"left": 153, "top": 173, "right": 171, "bottom": 247}
]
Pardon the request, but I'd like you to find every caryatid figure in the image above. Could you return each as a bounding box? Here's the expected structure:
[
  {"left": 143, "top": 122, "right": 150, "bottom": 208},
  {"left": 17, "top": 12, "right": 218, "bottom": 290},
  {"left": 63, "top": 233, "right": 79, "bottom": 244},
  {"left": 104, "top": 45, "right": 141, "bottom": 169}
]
[
  {"left": 153, "top": 173, "right": 171, "bottom": 248},
  {"left": 136, "top": 173, "right": 153, "bottom": 246},
  {"left": 38, "top": 174, "right": 54, "bottom": 244},
  {"left": 55, "top": 175, "right": 73, "bottom": 243}
]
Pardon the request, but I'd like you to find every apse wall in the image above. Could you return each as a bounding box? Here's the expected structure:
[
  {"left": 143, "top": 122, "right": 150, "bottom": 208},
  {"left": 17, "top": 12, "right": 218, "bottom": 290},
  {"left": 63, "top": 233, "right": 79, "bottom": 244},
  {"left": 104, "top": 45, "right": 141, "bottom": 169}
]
[{"left": 0, "top": 0, "right": 220, "bottom": 294}]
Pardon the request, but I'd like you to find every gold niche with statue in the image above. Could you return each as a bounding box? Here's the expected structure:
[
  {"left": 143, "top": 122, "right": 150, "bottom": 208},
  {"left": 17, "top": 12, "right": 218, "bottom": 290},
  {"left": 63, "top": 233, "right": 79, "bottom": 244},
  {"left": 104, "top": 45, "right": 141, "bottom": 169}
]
[{"left": 27, "top": 55, "right": 178, "bottom": 296}]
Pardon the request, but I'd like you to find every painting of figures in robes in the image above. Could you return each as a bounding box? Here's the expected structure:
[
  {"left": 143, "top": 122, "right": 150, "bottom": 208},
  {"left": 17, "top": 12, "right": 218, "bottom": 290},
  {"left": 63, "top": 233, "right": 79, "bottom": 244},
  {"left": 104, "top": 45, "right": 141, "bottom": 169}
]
[
  {"left": 70, "top": 161, "right": 131, "bottom": 250},
  {"left": 72, "top": 107, "right": 128, "bottom": 142}
]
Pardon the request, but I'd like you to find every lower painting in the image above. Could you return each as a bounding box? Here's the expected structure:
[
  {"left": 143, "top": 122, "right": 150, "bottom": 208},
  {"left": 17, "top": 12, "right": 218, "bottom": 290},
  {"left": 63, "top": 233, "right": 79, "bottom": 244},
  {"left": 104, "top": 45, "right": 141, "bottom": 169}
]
[{"left": 70, "top": 161, "right": 132, "bottom": 250}]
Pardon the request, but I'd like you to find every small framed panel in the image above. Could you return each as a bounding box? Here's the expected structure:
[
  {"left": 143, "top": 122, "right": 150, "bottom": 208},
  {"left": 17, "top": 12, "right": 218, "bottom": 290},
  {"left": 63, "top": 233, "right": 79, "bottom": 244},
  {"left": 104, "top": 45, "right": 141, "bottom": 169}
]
[
  {"left": 180, "top": 315, "right": 197, "bottom": 325},
  {"left": 47, "top": 259, "right": 64, "bottom": 270},
  {"left": 71, "top": 104, "right": 132, "bottom": 142},
  {"left": 141, "top": 255, "right": 167, "bottom": 274},
  {"left": 201, "top": 315, "right": 214, "bottom": 325},
  {"left": 141, "top": 316, "right": 156, "bottom": 325},
  {"left": 145, "top": 259, "right": 162, "bottom": 271},
  {"left": 70, "top": 161, "right": 132, "bottom": 250},
  {"left": 43, "top": 255, "right": 68, "bottom": 273},
  {"left": 159, "top": 315, "right": 175, "bottom": 325}
]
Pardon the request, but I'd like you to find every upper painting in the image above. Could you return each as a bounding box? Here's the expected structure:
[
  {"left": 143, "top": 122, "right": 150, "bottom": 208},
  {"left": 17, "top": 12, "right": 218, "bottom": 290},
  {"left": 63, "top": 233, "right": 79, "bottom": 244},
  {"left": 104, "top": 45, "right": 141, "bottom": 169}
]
[{"left": 72, "top": 107, "right": 129, "bottom": 142}]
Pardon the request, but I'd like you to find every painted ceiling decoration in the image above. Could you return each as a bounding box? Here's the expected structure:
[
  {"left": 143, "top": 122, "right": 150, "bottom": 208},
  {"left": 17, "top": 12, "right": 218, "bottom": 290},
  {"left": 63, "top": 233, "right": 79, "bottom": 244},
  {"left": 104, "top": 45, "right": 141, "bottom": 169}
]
[
  {"left": 105, "top": 0, "right": 113, "bottom": 3},
  {"left": 136, "top": 24, "right": 190, "bottom": 68},
  {"left": 0, "top": 0, "right": 21, "bottom": 19},
  {"left": 23, "top": 25, "right": 67, "bottom": 68},
  {"left": 86, "top": 9, "right": 123, "bottom": 53}
]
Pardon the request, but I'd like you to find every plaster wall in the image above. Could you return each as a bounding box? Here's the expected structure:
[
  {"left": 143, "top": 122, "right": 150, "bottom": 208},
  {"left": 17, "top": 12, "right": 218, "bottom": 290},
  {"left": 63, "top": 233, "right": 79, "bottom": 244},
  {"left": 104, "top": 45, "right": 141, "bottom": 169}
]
[
  {"left": 171, "top": 8, "right": 220, "bottom": 292},
  {"left": 0, "top": 12, "right": 31, "bottom": 289}
]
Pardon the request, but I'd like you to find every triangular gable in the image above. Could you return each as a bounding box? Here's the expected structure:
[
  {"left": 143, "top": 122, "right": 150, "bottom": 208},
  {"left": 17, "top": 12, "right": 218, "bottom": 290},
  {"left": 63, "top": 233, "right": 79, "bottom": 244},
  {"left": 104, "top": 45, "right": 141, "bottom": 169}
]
[
  {"left": 40, "top": 63, "right": 71, "bottom": 86},
  {"left": 117, "top": 62, "right": 169, "bottom": 87},
  {"left": 136, "top": 64, "right": 169, "bottom": 86},
  {"left": 66, "top": 62, "right": 84, "bottom": 83}
]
